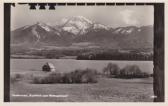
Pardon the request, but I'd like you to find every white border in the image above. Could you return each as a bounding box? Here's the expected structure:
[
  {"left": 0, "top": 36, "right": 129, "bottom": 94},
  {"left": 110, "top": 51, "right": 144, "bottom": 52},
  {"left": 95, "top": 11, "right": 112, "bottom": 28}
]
[{"left": 0, "top": 0, "right": 167, "bottom": 105}]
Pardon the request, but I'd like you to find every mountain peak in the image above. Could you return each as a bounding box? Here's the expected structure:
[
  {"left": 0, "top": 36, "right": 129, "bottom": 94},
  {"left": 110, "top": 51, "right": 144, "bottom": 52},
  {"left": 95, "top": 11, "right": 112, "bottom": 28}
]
[
  {"left": 93, "top": 23, "right": 109, "bottom": 30},
  {"left": 70, "top": 16, "right": 93, "bottom": 24},
  {"left": 36, "top": 21, "right": 49, "bottom": 27},
  {"left": 35, "top": 21, "right": 51, "bottom": 32},
  {"left": 60, "top": 16, "right": 93, "bottom": 25},
  {"left": 60, "top": 16, "right": 93, "bottom": 35}
]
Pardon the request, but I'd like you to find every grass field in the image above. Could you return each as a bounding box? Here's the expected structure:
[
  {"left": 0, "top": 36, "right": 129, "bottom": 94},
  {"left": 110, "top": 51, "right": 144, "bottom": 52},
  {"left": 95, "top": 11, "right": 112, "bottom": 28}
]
[
  {"left": 10, "top": 73, "right": 153, "bottom": 102},
  {"left": 10, "top": 59, "right": 153, "bottom": 102}
]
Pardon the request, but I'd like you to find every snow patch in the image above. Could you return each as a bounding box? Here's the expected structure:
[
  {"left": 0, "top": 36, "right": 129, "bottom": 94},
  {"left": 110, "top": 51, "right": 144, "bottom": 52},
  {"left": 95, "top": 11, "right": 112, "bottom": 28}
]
[
  {"left": 73, "top": 16, "right": 93, "bottom": 24},
  {"left": 37, "top": 22, "right": 51, "bottom": 32},
  {"left": 61, "top": 18, "right": 69, "bottom": 24},
  {"left": 121, "top": 30, "right": 126, "bottom": 34},
  {"left": 54, "top": 31, "right": 61, "bottom": 37},
  {"left": 114, "top": 27, "right": 137, "bottom": 34},
  {"left": 61, "top": 16, "right": 93, "bottom": 35},
  {"left": 23, "top": 25, "right": 30, "bottom": 29},
  {"left": 126, "top": 28, "right": 135, "bottom": 34},
  {"left": 93, "top": 24, "right": 109, "bottom": 30},
  {"left": 138, "top": 29, "right": 141, "bottom": 32},
  {"left": 32, "top": 26, "right": 40, "bottom": 42},
  {"left": 126, "top": 29, "right": 133, "bottom": 33},
  {"left": 114, "top": 28, "right": 122, "bottom": 33},
  {"left": 63, "top": 27, "right": 79, "bottom": 35}
]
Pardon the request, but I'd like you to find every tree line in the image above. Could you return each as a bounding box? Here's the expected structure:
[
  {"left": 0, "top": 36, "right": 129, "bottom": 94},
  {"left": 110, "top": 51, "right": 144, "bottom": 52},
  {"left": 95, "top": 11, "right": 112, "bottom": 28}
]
[{"left": 77, "top": 51, "right": 153, "bottom": 61}]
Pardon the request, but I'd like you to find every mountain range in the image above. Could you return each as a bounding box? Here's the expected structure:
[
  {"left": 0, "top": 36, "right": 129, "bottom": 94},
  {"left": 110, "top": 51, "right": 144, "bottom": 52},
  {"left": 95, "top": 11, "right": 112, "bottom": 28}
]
[{"left": 11, "top": 16, "right": 153, "bottom": 50}]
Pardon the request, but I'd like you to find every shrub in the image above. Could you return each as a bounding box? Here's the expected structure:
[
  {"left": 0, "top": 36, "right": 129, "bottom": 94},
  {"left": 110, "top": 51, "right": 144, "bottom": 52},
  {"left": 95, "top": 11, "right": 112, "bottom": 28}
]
[
  {"left": 48, "top": 73, "right": 63, "bottom": 83},
  {"left": 32, "top": 68, "right": 98, "bottom": 84},
  {"left": 33, "top": 73, "right": 63, "bottom": 84},
  {"left": 10, "top": 73, "right": 24, "bottom": 84},
  {"left": 150, "top": 73, "right": 153, "bottom": 77},
  {"left": 117, "top": 65, "right": 150, "bottom": 78},
  {"left": 61, "top": 68, "right": 97, "bottom": 83},
  {"left": 139, "top": 72, "right": 151, "bottom": 78},
  {"left": 103, "top": 63, "right": 120, "bottom": 77},
  {"left": 33, "top": 76, "right": 45, "bottom": 84},
  {"left": 78, "top": 68, "right": 97, "bottom": 83}
]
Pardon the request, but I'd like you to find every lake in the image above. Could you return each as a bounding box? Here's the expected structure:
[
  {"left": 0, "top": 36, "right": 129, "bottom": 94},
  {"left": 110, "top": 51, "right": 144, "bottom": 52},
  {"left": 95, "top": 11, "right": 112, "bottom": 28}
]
[{"left": 10, "top": 59, "right": 153, "bottom": 74}]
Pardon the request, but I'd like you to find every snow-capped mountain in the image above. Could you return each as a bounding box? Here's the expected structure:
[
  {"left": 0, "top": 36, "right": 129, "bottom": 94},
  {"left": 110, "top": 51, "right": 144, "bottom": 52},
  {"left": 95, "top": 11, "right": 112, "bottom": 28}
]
[
  {"left": 56, "top": 16, "right": 110, "bottom": 35},
  {"left": 11, "top": 16, "right": 153, "bottom": 49},
  {"left": 11, "top": 22, "right": 64, "bottom": 44},
  {"left": 57, "top": 16, "right": 93, "bottom": 35},
  {"left": 36, "top": 22, "right": 52, "bottom": 32},
  {"left": 93, "top": 23, "right": 110, "bottom": 30},
  {"left": 113, "top": 26, "right": 140, "bottom": 35}
]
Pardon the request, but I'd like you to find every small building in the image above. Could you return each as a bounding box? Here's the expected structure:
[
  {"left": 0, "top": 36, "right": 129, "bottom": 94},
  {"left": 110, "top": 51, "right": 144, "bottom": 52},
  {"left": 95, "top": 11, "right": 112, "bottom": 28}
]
[{"left": 42, "top": 62, "right": 56, "bottom": 72}]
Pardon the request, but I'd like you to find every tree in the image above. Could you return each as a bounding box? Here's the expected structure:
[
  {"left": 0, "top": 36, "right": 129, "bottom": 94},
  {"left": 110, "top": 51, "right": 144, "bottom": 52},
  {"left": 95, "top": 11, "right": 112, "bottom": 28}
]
[{"left": 103, "top": 63, "right": 120, "bottom": 76}]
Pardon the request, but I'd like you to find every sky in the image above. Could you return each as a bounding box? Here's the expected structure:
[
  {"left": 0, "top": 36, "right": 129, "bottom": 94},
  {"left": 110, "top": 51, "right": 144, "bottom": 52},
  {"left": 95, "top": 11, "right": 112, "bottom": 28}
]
[{"left": 11, "top": 4, "right": 154, "bottom": 30}]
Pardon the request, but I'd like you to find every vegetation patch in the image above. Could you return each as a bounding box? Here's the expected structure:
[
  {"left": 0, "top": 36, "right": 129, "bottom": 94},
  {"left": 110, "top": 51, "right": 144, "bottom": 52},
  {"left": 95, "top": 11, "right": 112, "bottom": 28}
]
[
  {"left": 117, "top": 65, "right": 150, "bottom": 79},
  {"left": 103, "top": 63, "right": 151, "bottom": 79},
  {"left": 10, "top": 73, "right": 24, "bottom": 84},
  {"left": 77, "top": 50, "right": 153, "bottom": 61},
  {"left": 32, "top": 68, "right": 98, "bottom": 84}
]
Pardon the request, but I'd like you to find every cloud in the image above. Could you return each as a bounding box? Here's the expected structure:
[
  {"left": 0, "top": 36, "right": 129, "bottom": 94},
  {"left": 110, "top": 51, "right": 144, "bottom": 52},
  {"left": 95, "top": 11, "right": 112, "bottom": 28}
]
[{"left": 120, "top": 9, "right": 139, "bottom": 26}]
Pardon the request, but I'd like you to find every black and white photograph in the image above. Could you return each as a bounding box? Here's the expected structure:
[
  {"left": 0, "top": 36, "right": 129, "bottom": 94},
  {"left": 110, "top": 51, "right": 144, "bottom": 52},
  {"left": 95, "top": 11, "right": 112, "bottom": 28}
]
[{"left": 3, "top": 2, "right": 165, "bottom": 102}]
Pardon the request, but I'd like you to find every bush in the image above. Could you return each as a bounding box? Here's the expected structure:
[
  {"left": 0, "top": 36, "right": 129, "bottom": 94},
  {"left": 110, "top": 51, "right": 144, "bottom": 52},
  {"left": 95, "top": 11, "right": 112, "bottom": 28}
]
[
  {"left": 33, "top": 76, "right": 45, "bottom": 84},
  {"left": 139, "top": 72, "right": 151, "bottom": 78},
  {"left": 33, "top": 73, "right": 63, "bottom": 84},
  {"left": 103, "top": 63, "right": 120, "bottom": 77},
  {"left": 32, "top": 68, "right": 98, "bottom": 84},
  {"left": 150, "top": 73, "right": 153, "bottom": 77},
  {"left": 10, "top": 73, "right": 24, "bottom": 84},
  {"left": 102, "top": 64, "right": 151, "bottom": 79},
  {"left": 117, "top": 65, "right": 150, "bottom": 78},
  {"left": 73, "top": 68, "right": 97, "bottom": 83}
]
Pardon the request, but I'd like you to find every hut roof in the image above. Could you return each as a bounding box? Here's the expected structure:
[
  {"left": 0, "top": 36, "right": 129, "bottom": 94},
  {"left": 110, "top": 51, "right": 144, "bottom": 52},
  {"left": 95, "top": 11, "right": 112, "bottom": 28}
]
[{"left": 45, "top": 62, "right": 55, "bottom": 69}]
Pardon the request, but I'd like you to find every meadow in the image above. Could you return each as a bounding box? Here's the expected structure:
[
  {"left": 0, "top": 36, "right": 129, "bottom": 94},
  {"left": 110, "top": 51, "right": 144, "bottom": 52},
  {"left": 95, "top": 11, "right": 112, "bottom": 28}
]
[{"left": 10, "top": 59, "right": 154, "bottom": 102}]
